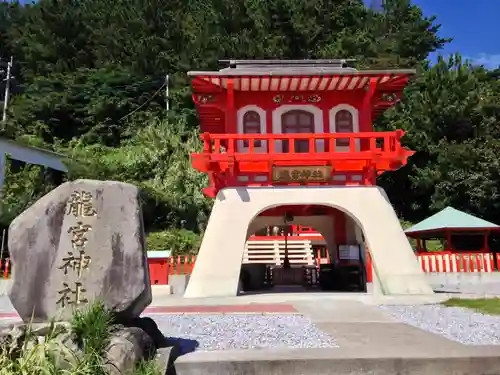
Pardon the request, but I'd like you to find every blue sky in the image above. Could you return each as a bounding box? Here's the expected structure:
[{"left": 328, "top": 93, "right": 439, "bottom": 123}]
[{"left": 370, "top": 0, "right": 500, "bottom": 69}]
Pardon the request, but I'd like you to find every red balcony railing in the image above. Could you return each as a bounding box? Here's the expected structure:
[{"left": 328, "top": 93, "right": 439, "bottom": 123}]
[{"left": 192, "top": 130, "right": 414, "bottom": 173}]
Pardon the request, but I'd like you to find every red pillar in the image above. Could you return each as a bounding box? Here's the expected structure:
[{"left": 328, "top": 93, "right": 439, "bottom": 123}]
[
  {"left": 225, "top": 79, "right": 236, "bottom": 133},
  {"left": 482, "top": 231, "right": 489, "bottom": 252},
  {"left": 416, "top": 238, "right": 422, "bottom": 252},
  {"left": 446, "top": 231, "right": 453, "bottom": 252}
]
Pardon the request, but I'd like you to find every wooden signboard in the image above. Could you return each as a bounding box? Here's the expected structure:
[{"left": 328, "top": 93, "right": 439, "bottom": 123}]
[{"left": 272, "top": 166, "right": 331, "bottom": 183}]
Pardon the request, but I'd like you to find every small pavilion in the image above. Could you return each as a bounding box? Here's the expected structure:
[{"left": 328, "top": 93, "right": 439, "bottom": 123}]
[{"left": 405, "top": 207, "right": 500, "bottom": 253}]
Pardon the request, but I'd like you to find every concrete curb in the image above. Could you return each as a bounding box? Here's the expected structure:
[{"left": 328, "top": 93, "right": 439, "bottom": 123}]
[
  {"left": 0, "top": 280, "right": 11, "bottom": 296},
  {"left": 175, "top": 346, "right": 500, "bottom": 375}
]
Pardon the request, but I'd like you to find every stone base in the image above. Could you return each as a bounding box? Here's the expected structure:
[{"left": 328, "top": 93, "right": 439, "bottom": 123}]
[
  {"left": 175, "top": 346, "right": 500, "bottom": 375},
  {"left": 426, "top": 272, "right": 500, "bottom": 293},
  {"left": 169, "top": 275, "right": 191, "bottom": 295},
  {"left": 152, "top": 284, "right": 173, "bottom": 295}
]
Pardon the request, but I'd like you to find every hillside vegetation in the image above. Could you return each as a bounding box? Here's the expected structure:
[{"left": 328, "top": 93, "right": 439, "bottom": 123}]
[{"left": 1, "top": 0, "right": 499, "bottom": 252}]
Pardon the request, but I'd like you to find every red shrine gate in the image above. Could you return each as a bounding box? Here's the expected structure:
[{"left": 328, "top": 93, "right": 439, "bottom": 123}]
[{"left": 184, "top": 59, "right": 433, "bottom": 298}]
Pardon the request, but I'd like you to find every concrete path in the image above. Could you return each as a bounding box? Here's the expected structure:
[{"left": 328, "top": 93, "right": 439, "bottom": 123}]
[
  {"left": 152, "top": 291, "right": 449, "bottom": 306},
  {"left": 292, "top": 300, "right": 466, "bottom": 351},
  {"left": 1, "top": 295, "right": 465, "bottom": 352},
  {"left": 170, "top": 300, "right": 500, "bottom": 375},
  {"left": 0, "top": 288, "right": 450, "bottom": 318}
]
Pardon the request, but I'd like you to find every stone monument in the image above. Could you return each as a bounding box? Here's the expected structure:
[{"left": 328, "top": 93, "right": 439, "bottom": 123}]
[{"left": 7, "top": 179, "right": 152, "bottom": 322}]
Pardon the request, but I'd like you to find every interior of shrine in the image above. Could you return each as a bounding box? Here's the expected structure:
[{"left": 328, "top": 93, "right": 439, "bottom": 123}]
[{"left": 239, "top": 204, "right": 369, "bottom": 294}]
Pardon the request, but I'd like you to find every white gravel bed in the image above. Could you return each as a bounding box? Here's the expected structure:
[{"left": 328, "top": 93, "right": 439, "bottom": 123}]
[
  {"left": 152, "top": 314, "right": 337, "bottom": 351},
  {"left": 379, "top": 304, "right": 500, "bottom": 345}
]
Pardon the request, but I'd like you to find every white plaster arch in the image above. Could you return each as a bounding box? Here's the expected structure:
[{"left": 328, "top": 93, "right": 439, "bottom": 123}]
[
  {"left": 184, "top": 186, "right": 433, "bottom": 298},
  {"left": 272, "top": 105, "right": 324, "bottom": 152},
  {"left": 236, "top": 105, "right": 267, "bottom": 153},
  {"left": 329, "top": 104, "right": 360, "bottom": 152}
]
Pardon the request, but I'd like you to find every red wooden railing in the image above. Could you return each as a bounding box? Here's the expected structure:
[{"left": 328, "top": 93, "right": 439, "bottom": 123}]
[
  {"left": 191, "top": 131, "right": 414, "bottom": 179},
  {"left": 196, "top": 131, "right": 407, "bottom": 156},
  {"left": 191, "top": 131, "right": 415, "bottom": 197}
]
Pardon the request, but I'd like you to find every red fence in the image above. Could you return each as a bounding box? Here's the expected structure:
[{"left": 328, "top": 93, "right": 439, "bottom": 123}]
[
  {"left": 417, "top": 252, "right": 500, "bottom": 273},
  {"left": 2, "top": 252, "right": 500, "bottom": 284},
  {"left": 148, "top": 256, "right": 196, "bottom": 285},
  {"left": 0, "top": 258, "right": 9, "bottom": 280}
]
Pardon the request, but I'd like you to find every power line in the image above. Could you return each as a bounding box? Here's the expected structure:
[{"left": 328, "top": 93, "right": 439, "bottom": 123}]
[{"left": 118, "top": 81, "right": 166, "bottom": 122}]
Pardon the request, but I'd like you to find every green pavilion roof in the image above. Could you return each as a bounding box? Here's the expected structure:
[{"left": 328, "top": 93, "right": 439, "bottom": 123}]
[{"left": 405, "top": 207, "right": 500, "bottom": 236}]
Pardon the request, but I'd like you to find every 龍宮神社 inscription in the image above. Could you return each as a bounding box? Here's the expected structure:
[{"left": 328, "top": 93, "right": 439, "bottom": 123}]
[{"left": 56, "top": 190, "right": 96, "bottom": 307}]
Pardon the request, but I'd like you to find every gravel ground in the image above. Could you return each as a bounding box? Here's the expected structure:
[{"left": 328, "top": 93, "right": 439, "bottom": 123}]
[
  {"left": 379, "top": 304, "right": 500, "bottom": 346},
  {"left": 153, "top": 314, "right": 337, "bottom": 352}
]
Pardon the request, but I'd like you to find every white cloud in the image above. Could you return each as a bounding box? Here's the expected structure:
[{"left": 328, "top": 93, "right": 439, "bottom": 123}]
[{"left": 466, "top": 53, "right": 500, "bottom": 69}]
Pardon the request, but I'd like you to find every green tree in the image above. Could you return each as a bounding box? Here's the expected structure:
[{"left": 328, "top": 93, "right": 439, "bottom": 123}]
[
  {"left": 1, "top": 0, "right": 475, "bottom": 252},
  {"left": 378, "top": 55, "right": 500, "bottom": 223},
  {"left": 60, "top": 117, "right": 211, "bottom": 233},
  {"left": 0, "top": 159, "right": 58, "bottom": 227},
  {"left": 6, "top": 67, "right": 166, "bottom": 145}
]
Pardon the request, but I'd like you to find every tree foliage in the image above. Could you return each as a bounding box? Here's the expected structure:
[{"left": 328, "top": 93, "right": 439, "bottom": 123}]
[
  {"left": 378, "top": 55, "right": 500, "bottom": 224},
  {"left": 0, "top": 0, "right": 499, "bottom": 252}
]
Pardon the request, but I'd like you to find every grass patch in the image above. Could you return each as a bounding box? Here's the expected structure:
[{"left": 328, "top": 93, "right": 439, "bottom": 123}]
[
  {"left": 135, "top": 359, "right": 163, "bottom": 375},
  {"left": 0, "top": 301, "right": 163, "bottom": 375},
  {"left": 443, "top": 298, "right": 500, "bottom": 315},
  {"left": 71, "top": 301, "right": 114, "bottom": 357}
]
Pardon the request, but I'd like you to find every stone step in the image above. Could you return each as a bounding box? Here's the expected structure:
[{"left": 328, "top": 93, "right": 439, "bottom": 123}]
[{"left": 174, "top": 346, "right": 500, "bottom": 375}]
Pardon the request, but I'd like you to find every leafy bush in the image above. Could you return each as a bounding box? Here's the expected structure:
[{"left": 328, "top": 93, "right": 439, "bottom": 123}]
[
  {"left": 0, "top": 301, "right": 162, "bottom": 375},
  {"left": 146, "top": 229, "right": 201, "bottom": 255}
]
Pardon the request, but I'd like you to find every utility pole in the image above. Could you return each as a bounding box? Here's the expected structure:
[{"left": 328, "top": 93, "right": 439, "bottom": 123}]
[
  {"left": 165, "top": 74, "right": 170, "bottom": 113},
  {"left": 2, "top": 56, "right": 13, "bottom": 125}
]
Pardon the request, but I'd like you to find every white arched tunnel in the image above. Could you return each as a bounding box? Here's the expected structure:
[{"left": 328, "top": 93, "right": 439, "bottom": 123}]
[{"left": 184, "top": 185, "right": 433, "bottom": 298}]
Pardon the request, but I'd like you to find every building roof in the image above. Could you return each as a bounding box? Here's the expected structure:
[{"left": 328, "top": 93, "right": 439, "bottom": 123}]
[
  {"left": 189, "top": 59, "right": 415, "bottom": 77},
  {"left": 147, "top": 250, "right": 172, "bottom": 258},
  {"left": 188, "top": 58, "right": 415, "bottom": 92},
  {"left": 189, "top": 69, "right": 416, "bottom": 77},
  {"left": 405, "top": 207, "right": 500, "bottom": 236},
  {"left": 0, "top": 137, "right": 68, "bottom": 172},
  {"left": 189, "top": 71, "right": 414, "bottom": 92}
]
